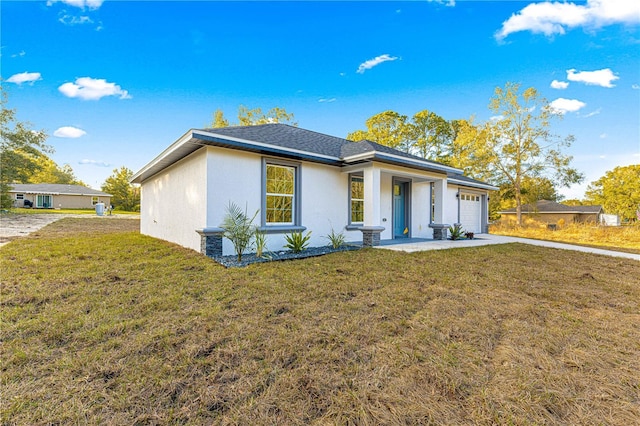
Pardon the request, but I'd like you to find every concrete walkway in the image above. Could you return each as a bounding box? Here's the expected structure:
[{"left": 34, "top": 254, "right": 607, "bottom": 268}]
[{"left": 377, "top": 234, "right": 640, "bottom": 261}]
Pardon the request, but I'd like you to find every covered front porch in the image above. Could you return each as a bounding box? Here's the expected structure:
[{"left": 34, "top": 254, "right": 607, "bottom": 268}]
[{"left": 343, "top": 162, "right": 452, "bottom": 247}]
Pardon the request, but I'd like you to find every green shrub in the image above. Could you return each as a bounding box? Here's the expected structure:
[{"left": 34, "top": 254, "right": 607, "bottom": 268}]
[
  {"left": 325, "top": 228, "right": 346, "bottom": 249},
  {"left": 284, "top": 231, "right": 311, "bottom": 253},
  {"left": 254, "top": 229, "right": 269, "bottom": 258},
  {"left": 448, "top": 224, "right": 465, "bottom": 240},
  {"left": 221, "top": 202, "right": 259, "bottom": 262}
]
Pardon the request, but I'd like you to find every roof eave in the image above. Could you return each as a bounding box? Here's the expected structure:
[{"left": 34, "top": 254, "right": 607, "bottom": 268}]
[
  {"left": 448, "top": 177, "right": 499, "bottom": 191},
  {"left": 342, "top": 152, "right": 461, "bottom": 175}
]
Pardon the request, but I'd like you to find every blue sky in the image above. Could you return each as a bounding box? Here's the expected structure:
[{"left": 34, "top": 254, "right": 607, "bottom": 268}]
[{"left": 3, "top": 0, "right": 639, "bottom": 198}]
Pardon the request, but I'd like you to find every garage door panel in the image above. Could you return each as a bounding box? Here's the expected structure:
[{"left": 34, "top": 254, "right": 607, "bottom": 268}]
[{"left": 460, "top": 193, "right": 481, "bottom": 233}]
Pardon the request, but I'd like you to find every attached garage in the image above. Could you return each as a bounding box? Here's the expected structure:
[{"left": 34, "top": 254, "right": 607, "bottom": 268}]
[{"left": 459, "top": 193, "right": 482, "bottom": 233}]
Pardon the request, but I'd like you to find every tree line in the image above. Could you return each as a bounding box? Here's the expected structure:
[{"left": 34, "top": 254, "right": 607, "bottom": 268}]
[{"left": 2, "top": 85, "right": 637, "bottom": 220}]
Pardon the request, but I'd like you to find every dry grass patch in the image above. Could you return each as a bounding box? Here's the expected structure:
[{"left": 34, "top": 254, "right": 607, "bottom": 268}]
[
  {"left": 2, "top": 218, "right": 639, "bottom": 424},
  {"left": 492, "top": 220, "right": 640, "bottom": 254}
]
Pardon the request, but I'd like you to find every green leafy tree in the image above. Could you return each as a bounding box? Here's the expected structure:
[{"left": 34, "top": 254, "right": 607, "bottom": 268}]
[
  {"left": 449, "top": 118, "right": 495, "bottom": 181},
  {"left": 485, "top": 82, "right": 583, "bottom": 225},
  {"left": 561, "top": 199, "right": 584, "bottom": 206},
  {"left": 585, "top": 165, "right": 640, "bottom": 221},
  {"left": 210, "top": 106, "right": 297, "bottom": 128},
  {"left": 347, "top": 110, "right": 458, "bottom": 161},
  {"left": 347, "top": 110, "right": 410, "bottom": 151},
  {"left": 0, "top": 89, "right": 51, "bottom": 208},
  {"left": 211, "top": 109, "right": 230, "bottom": 128},
  {"left": 101, "top": 167, "right": 140, "bottom": 211},
  {"left": 408, "top": 109, "right": 453, "bottom": 161},
  {"left": 29, "top": 157, "right": 86, "bottom": 186}
]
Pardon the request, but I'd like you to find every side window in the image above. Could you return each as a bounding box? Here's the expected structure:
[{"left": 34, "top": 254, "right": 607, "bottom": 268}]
[
  {"left": 350, "top": 175, "right": 364, "bottom": 224},
  {"left": 92, "top": 196, "right": 99, "bottom": 205},
  {"left": 16, "top": 194, "right": 24, "bottom": 200},
  {"left": 263, "top": 159, "right": 300, "bottom": 227}
]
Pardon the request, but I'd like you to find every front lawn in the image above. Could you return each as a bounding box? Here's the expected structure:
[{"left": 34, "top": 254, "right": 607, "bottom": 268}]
[
  {"left": 6, "top": 208, "right": 139, "bottom": 215},
  {"left": 1, "top": 218, "right": 639, "bottom": 424}
]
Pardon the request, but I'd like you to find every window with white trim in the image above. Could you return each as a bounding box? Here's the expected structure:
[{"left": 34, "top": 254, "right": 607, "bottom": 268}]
[
  {"left": 16, "top": 194, "right": 24, "bottom": 200},
  {"left": 92, "top": 196, "right": 99, "bottom": 205},
  {"left": 350, "top": 175, "right": 364, "bottom": 224},
  {"left": 265, "top": 163, "right": 296, "bottom": 225}
]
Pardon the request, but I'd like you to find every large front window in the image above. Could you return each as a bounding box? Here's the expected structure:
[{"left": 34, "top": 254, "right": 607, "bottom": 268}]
[
  {"left": 350, "top": 175, "right": 364, "bottom": 223},
  {"left": 266, "top": 164, "right": 295, "bottom": 224}
]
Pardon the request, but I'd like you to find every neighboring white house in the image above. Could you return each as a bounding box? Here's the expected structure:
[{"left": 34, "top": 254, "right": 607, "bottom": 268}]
[
  {"left": 8, "top": 183, "right": 112, "bottom": 209},
  {"left": 131, "top": 124, "right": 497, "bottom": 257}
]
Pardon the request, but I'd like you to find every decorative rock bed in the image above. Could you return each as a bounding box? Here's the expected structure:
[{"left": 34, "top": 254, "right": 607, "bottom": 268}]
[{"left": 212, "top": 244, "right": 361, "bottom": 268}]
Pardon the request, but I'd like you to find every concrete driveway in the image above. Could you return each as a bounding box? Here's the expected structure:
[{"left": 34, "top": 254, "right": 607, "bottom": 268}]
[
  {"left": 0, "top": 214, "right": 71, "bottom": 246},
  {"left": 377, "top": 234, "right": 640, "bottom": 261}
]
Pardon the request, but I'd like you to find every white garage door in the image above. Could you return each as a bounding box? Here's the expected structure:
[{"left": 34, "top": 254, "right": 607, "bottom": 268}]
[{"left": 460, "top": 193, "right": 481, "bottom": 233}]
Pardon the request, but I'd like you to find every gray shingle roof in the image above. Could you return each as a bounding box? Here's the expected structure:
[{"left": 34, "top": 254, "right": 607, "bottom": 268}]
[
  {"left": 202, "top": 124, "right": 348, "bottom": 158},
  {"left": 133, "top": 123, "right": 496, "bottom": 191},
  {"left": 200, "top": 124, "right": 454, "bottom": 169},
  {"left": 500, "top": 200, "right": 602, "bottom": 214},
  {"left": 8, "top": 183, "right": 111, "bottom": 197}
]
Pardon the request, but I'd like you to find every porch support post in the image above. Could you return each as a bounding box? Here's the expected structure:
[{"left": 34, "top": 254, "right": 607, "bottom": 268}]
[
  {"left": 196, "top": 227, "right": 224, "bottom": 257},
  {"left": 429, "top": 178, "right": 450, "bottom": 240},
  {"left": 433, "top": 178, "right": 446, "bottom": 223},
  {"left": 360, "top": 166, "right": 384, "bottom": 247}
]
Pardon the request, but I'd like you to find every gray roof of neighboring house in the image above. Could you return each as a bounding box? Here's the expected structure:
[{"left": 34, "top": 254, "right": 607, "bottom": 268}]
[
  {"left": 8, "top": 183, "right": 111, "bottom": 197},
  {"left": 499, "top": 199, "right": 602, "bottom": 214},
  {"left": 131, "top": 123, "right": 497, "bottom": 190}
]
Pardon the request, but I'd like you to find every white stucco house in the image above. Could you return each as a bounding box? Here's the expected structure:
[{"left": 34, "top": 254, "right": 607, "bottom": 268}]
[{"left": 131, "top": 124, "right": 497, "bottom": 257}]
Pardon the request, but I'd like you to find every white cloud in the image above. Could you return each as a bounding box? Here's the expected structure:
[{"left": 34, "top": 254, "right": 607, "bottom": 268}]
[
  {"left": 632, "top": 84, "right": 640, "bottom": 90},
  {"left": 427, "top": 0, "right": 455, "bottom": 6},
  {"left": 490, "top": 115, "right": 505, "bottom": 121},
  {"left": 599, "top": 133, "right": 607, "bottom": 138},
  {"left": 59, "top": 14, "right": 93, "bottom": 25},
  {"left": 58, "top": 77, "right": 132, "bottom": 100},
  {"left": 318, "top": 98, "right": 336, "bottom": 103},
  {"left": 54, "top": 126, "right": 87, "bottom": 138},
  {"left": 47, "top": 0, "right": 103, "bottom": 9},
  {"left": 550, "top": 80, "right": 569, "bottom": 89},
  {"left": 581, "top": 108, "right": 602, "bottom": 118},
  {"left": 7, "top": 72, "right": 42, "bottom": 85},
  {"left": 567, "top": 68, "right": 619, "bottom": 87},
  {"left": 549, "top": 98, "right": 587, "bottom": 114},
  {"left": 496, "top": 0, "right": 640, "bottom": 40},
  {"left": 79, "top": 159, "right": 111, "bottom": 167},
  {"left": 356, "top": 54, "right": 398, "bottom": 74},
  {"left": 11, "top": 51, "right": 26, "bottom": 58}
]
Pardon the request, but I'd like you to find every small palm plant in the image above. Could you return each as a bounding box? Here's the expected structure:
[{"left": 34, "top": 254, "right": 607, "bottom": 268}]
[{"left": 221, "top": 202, "right": 259, "bottom": 262}]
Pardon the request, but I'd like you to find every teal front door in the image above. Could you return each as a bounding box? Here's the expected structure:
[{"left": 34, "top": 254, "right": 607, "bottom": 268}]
[{"left": 393, "top": 182, "right": 407, "bottom": 238}]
